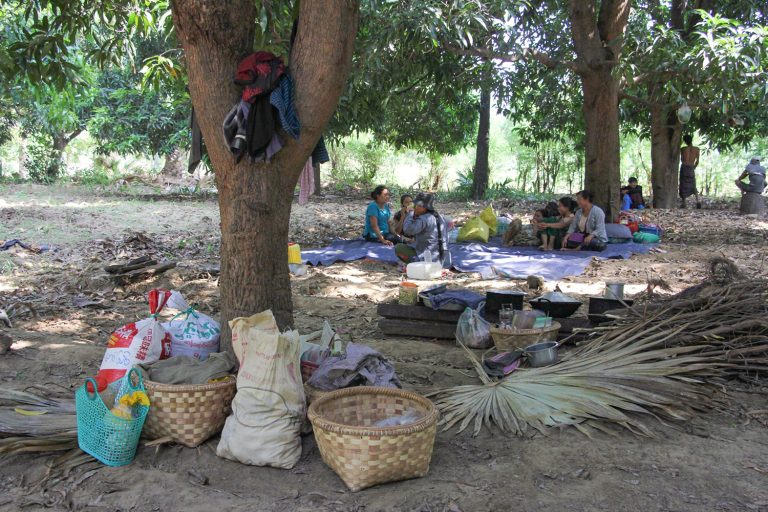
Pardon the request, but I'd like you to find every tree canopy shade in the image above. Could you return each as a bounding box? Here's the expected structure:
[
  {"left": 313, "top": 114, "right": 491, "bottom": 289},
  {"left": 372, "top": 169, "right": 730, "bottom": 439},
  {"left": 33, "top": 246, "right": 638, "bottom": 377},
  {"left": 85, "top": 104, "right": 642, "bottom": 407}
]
[
  {"left": 419, "top": 0, "right": 768, "bottom": 210},
  {"left": 620, "top": 2, "right": 768, "bottom": 207},
  {"left": 328, "top": 1, "right": 480, "bottom": 158}
]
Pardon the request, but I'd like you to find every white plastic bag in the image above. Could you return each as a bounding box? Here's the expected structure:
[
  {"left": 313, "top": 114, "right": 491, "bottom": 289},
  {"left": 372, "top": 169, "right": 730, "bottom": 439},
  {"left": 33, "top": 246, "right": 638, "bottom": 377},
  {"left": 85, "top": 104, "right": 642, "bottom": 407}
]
[
  {"left": 455, "top": 307, "right": 492, "bottom": 349},
  {"left": 95, "top": 289, "right": 172, "bottom": 391},
  {"left": 162, "top": 291, "right": 220, "bottom": 361},
  {"left": 217, "top": 310, "right": 306, "bottom": 469}
]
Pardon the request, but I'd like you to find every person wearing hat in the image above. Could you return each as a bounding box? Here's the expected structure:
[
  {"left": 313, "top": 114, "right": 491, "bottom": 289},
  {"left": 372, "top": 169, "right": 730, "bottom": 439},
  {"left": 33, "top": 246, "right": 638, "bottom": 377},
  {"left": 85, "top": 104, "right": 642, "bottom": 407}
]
[
  {"left": 395, "top": 192, "right": 452, "bottom": 269},
  {"left": 735, "top": 157, "right": 766, "bottom": 194}
]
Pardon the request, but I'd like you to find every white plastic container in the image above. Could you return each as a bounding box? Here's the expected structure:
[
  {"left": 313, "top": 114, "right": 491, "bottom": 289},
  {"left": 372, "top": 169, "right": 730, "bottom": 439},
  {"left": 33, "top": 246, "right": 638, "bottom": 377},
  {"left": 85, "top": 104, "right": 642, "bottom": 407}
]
[{"left": 406, "top": 262, "right": 442, "bottom": 280}]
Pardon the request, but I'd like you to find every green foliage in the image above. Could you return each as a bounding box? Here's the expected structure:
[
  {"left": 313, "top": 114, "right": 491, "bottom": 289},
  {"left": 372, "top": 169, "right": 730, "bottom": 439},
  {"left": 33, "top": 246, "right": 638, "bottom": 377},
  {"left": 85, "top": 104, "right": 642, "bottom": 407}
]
[
  {"left": 88, "top": 68, "right": 189, "bottom": 157},
  {"left": 329, "top": 1, "right": 483, "bottom": 156},
  {"left": 621, "top": 5, "right": 768, "bottom": 150},
  {"left": 75, "top": 166, "right": 114, "bottom": 186},
  {"left": 24, "top": 134, "right": 60, "bottom": 183},
  {"left": 328, "top": 138, "right": 390, "bottom": 188}
]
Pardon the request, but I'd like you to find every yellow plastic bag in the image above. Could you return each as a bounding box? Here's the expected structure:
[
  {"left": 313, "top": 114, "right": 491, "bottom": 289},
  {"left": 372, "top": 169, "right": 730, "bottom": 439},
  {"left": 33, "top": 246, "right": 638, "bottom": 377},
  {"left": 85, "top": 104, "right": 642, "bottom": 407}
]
[
  {"left": 457, "top": 216, "right": 490, "bottom": 243},
  {"left": 480, "top": 206, "right": 497, "bottom": 235}
]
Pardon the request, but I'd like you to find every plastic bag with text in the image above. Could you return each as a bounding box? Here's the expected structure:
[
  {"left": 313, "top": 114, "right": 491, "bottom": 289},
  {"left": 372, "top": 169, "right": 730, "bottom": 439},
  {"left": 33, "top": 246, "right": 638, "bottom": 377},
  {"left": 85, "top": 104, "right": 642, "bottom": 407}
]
[
  {"left": 162, "top": 291, "right": 220, "bottom": 360},
  {"left": 95, "top": 289, "right": 172, "bottom": 392}
]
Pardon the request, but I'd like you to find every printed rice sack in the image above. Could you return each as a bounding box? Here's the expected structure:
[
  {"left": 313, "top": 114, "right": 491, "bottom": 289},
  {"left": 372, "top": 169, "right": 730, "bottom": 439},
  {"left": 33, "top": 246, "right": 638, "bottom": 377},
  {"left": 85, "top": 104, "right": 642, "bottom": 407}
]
[
  {"left": 162, "top": 291, "right": 220, "bottom": 361},
  {"left": 95, "top": 289, "right": 172, "bottom": 391},
  {"left": 457, "top": 216, "right": 490, "bottom": 243},
  {"left": 217, "top": 310, "right": 305, "bottom": 469}
]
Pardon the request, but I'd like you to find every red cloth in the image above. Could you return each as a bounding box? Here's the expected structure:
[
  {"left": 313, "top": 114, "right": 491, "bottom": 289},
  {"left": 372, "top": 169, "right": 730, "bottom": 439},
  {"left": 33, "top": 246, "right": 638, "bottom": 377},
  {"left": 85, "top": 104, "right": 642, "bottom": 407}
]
[{"left": 234, "top": 52, "right": 285, "bottom": 103}]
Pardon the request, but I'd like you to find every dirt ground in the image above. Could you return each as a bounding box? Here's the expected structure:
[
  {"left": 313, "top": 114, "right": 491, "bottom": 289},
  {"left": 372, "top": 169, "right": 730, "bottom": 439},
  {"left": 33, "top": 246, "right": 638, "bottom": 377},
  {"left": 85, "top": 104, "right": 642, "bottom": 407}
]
[{"left": 0, "top": 184, "right": 767, "bottom": 512}]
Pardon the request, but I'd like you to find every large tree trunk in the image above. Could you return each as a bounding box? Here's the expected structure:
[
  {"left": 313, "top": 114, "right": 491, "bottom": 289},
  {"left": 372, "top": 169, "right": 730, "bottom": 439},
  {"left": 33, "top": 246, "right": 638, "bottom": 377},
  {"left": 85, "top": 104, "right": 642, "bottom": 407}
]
[
  {"left": 171, "top": 0, "right": 359, "bottom": 350},
  {"left": 50, "top": 128, "right": 83, "bottom": 181},
  {"left": 650, "top": 105, "right": 682, "bottom": 208},
  {"left": 568, "top": 0, "right": 630, "bottom": 218},
  {"left": 471, "top": 87, "right": 491, "bottom": 200},
  {"left": 581, "top": 70, "right": 621, "bottom": 215}
]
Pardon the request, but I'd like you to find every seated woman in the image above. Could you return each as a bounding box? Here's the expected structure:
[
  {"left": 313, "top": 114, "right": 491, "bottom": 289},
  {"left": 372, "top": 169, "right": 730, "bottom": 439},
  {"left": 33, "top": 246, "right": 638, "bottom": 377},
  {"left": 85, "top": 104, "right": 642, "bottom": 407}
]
[
  {"left": 390, "top": 193, "right": 413, "bottom": 235},
  {"left": 562, "top": 190, "right": 608, "bottom": 252},
  {"left": 363, "top": 185, "right": 403, "bottom": 246},
  {"left": 394, "top": 192, "right": 452, "bottom": 269},
  {"left": 537, "top": 197, "right": 577, "bottom": 250}
]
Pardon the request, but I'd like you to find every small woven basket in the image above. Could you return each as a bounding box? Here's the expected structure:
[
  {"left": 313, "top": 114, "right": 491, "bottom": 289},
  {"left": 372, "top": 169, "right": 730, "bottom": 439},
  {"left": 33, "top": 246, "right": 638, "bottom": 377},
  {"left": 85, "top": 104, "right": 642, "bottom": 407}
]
[
  {"left": 490, "top": 322, "right": 561, "bottom": 351},
  {"left": 142, "top": 376, "right": 236, "bottom": 447},
  {"left": 308, "top": 386, "right": 438, "bottom": 492},
  {"left": 76, "top": 369, "right": 148, "bottom": 467}
]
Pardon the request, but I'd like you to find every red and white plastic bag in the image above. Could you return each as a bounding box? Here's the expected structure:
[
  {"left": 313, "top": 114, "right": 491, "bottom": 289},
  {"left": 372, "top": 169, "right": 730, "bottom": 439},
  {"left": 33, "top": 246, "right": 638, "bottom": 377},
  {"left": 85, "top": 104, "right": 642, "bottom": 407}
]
[{"left": 95, "top": 289, "right": 172, "bottom": 391}]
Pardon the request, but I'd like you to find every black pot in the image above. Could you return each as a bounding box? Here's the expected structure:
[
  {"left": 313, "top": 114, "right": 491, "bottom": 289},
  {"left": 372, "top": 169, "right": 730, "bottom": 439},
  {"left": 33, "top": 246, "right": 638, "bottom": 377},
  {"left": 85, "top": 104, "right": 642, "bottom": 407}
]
[
  {"left": 588, "top": 297, "right": 634, "bottom": 316},
  {"left": 485, "top": 290, "right": 526, "bottom": 314},
  {"left": 529, "top": 298, "right": 582, "bottom": 318}
]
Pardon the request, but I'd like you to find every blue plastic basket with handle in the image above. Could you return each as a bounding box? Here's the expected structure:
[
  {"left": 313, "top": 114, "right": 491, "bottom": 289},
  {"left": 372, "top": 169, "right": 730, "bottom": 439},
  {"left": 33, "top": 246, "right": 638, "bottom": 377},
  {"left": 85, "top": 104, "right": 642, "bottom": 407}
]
[{"left": 75, "top": 368, "right": 149, "bottom": 467}]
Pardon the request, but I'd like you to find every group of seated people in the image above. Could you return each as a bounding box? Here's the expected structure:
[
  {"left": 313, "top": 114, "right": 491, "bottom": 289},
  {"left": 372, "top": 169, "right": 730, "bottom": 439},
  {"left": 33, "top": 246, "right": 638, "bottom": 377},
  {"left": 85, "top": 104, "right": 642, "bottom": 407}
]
[
  {"left": 363, "top": 186, "right": 451, "bottom": 268},
  {"left": 362, "top": 184, "right": 625, "bottom": 265},
  {"left": 532, "top": 190, "right": 609, "bottom": 252}
]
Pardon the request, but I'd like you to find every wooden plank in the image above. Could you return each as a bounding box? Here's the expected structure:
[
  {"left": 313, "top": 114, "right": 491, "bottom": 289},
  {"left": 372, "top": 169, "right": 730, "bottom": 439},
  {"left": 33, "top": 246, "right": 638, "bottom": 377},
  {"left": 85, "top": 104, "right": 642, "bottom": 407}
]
[
  {"left": 378, "top": 319, "right": 456, "bottom": 339},
  {"left": 377, "top": 303, "right": 463, "bottom": 323}
]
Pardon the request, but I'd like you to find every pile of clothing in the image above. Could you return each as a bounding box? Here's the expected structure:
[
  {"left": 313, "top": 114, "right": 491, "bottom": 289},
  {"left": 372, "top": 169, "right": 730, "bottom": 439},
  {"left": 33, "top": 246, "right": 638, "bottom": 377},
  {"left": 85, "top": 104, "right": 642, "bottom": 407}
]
[{"left": 223, "top": 52, "right": 328, "bottom": 204}]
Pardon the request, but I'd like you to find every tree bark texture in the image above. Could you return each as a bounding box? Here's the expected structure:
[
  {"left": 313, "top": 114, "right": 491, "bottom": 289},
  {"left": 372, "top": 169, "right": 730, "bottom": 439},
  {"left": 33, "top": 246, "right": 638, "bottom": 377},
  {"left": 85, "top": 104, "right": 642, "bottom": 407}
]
[
  {"left": 171, "top": 0, "right": 359, "bottom": 350},
  {"left": 471, "top": 87, "right": 491, "bottom": 200},
  {"left": 650, "top": 105, "right": 682, "bottom": 209},
  {"left": 568, "top": 0, "right": 630, "bottom": 217},
  {"left": 312, "top": 162, "right": 322, "bottom": 196}
]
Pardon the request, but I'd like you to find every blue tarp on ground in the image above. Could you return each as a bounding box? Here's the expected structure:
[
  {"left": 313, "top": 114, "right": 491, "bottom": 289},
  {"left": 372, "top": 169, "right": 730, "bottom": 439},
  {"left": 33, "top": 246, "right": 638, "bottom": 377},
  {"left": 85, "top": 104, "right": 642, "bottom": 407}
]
[{"left": 301, "top": 238, "right": 655, "bottom": 281}]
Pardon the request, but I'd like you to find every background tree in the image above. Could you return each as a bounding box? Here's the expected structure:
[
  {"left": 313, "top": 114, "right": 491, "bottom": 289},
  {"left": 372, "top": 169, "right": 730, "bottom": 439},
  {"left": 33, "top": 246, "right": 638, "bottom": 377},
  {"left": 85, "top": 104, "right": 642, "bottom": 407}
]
[{"left": 621, "top": 2, "right": 768, "bottom": 207}]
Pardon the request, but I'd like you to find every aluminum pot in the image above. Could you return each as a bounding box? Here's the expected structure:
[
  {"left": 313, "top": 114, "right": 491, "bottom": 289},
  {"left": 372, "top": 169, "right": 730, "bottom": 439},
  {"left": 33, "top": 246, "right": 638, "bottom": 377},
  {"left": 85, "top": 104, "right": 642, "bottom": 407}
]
[
  {"left": 525, "top": 341, "right": 559, "bottom": 367},
  {"left": 604, "top": 282, "right": 625, "bottom": 300}
]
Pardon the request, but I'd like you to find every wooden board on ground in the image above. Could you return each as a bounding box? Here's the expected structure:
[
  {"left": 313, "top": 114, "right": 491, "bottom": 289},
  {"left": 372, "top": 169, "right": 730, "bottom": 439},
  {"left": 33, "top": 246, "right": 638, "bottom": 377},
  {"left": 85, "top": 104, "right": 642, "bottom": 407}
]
[
  {"left": 377, "top": 303, "right": 463, "bottom": 323},
  {"left": 378, "top": 319, "right": 456, "bottom": 339}
]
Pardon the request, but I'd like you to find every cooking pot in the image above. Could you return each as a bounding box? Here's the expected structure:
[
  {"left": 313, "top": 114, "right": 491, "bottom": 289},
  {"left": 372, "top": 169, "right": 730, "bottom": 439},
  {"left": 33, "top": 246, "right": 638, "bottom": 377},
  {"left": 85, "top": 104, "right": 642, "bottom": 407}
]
[
  {"left": 588, "top": 297, "right": 634, "bottom": 316},
  {"left": 525, "top": 341, "right": 559, "bottom": 367},
  {"left": 604, "top": 282, "right": 625, "bottom": 300},
  {"left": 529, "top": 292, "right": 582, "bottom": 318},
  {"left": 485, "top": 290, "right": 526, "bottom": 314}
]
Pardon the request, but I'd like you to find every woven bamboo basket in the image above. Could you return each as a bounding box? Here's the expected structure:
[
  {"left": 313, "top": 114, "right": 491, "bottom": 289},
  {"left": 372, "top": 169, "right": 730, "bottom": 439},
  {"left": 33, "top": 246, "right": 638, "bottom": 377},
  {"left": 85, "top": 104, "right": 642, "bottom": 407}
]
[
  {"left": 308, "top": 387, "right": 439, "bottom": 492},
  {"left": 490, "top": 322, "right": 561, "bottom": 351},
  {"left": 142, "top": 376, "right": 236, "bottom": 448}
]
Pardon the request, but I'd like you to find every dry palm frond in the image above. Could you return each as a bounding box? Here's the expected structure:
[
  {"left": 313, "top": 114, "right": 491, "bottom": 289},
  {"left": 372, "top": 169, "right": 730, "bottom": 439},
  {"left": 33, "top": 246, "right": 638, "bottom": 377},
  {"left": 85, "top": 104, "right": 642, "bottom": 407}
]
[
  {"left": 430, "top": 330, "right": 722, "bottom": 437},
  {"left": 0, "top": 387, "right": 77, "bottom": 454},
  {"left": 431, "top": 275, "right": 768, "bottom": 438}
]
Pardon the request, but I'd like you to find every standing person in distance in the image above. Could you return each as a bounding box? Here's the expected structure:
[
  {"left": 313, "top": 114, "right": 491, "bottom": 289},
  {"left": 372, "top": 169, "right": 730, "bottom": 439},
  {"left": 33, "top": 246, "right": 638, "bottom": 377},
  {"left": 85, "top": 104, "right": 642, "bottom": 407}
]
[{"left": 680, "top": 135, "right": 702, "bottom": 209}]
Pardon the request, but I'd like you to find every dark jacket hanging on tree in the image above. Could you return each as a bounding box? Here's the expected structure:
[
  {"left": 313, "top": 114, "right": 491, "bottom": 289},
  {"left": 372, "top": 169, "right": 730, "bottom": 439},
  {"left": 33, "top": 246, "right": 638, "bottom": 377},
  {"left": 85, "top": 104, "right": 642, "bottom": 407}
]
[{"left": 222, "top": 52, "right": 286, "bottom": 162}]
